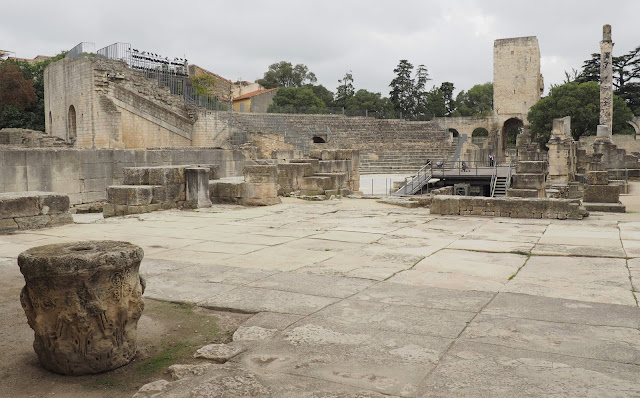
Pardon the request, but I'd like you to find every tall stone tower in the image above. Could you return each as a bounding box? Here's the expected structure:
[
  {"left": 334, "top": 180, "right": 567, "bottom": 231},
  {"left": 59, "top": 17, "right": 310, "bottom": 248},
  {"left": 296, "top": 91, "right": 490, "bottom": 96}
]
[{"left": 493, "top": 36, "right": 544, "bottom": 121}]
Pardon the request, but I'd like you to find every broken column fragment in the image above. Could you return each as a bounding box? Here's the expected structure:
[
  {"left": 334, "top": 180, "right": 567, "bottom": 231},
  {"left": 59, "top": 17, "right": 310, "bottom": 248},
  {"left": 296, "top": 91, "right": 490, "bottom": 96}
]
[{"left": 18, "top": 241, "right": 145, "bottom": 375}]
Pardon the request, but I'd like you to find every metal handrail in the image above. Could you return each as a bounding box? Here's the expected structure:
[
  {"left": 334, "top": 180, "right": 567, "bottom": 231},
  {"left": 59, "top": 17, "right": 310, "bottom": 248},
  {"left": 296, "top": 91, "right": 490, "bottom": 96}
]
[{"left": 395, "top": 163, "right": 433, "bottom": 195}]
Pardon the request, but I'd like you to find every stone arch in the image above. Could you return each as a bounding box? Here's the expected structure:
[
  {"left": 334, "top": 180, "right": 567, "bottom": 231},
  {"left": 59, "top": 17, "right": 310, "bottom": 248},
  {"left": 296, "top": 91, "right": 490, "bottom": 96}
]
[
  {"left": 67, "top": 105, "right": 77, "bottom": 142},
  {"left": 629, "top": 117, "right": 640, "bottom": 137},
  {"left": 312, "top": 136, "right": 326, "bottom": 143},
  {"left": 447, "top": 128, "right": 460, "bottom": 138},
  {"left": 502, "top": 117, "right": 523, "bottom": 148},
  {"left": 472, "top": 127, "right": 489, "bottom": 137}
]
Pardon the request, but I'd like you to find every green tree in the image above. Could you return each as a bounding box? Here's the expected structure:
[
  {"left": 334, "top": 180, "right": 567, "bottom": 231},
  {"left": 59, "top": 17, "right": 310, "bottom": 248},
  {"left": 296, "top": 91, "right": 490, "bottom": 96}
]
[
  {"left": 0, "top": 61, "right": 37, "bottom": 126},
  {"left": 412, "top": 65, "right": 430, "bottom": 116},
  {"left": 527, "top": 81, "right": 634, "bottom": 146},
  {"left": 0, "top": 52, "right": 66, "bottom": 130},
  {"left": 440, "top": 82, "right": 456, "bottom": 115},
  {"left": 256, "top": 61, "right": 317, "bottom": 89},
  {"left": 334, "top": 71, "right": 354, "bottom": 108},
  {"left": 267, "top": 87, "right": 324, "bottom": 113},
  {"left": 344, "top": 89, "right": 394, "bottom": 115},
  {"left": 423, "top": 86, "right": 447, "bottom": 118},
  {"left": 453, "top": 83, "right": 493, "bottom": 117},
  {"left": 306, "top": 84, "right": 334, "bottom": 107},
  {"left": 576, "top": 46, "right": 640, "bottom": 114},
  {"left": 389, "top": 59, "right": 415, "bottom": 117}
]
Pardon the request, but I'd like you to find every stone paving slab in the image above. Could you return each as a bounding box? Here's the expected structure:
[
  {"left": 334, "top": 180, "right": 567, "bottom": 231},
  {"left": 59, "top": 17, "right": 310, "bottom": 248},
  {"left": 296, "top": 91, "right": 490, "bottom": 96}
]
[
  {"left": 461, "top": 314, "right": 640, "bottom": 365},
  {"left": 247, "top": 272, "right": 375, "bottom": 298},
  {"left": 134, "top": 362, "right": 400, "bottom": 398},
  {"left": 145, "top": 249, "right": 236, "bottom": 265},
  {"left": 389, "top": 249, "right": 527, "bottom": 292},
  {"left": 239, "top": 320, "right": 452, "bottom": 396},
  {"left": 531, "top": 243, "right": 627, "bottom": 258},
  {"left": 484, "top": 292, "right": 640, "bottom": 329},
  {"left": 501, "top": 255, "right": 636, "bottom": 305},
  {"left": 308, "top": 299, "right": 475, "bottom": 339},
  {"left": 447, "top": 238, "right": 535, "bottom": 253},
  {"left": 352, "top": 281, "right": 494, "bottom": 312},
  {"left": 199, "top": 286, "right": 339, "bottom": 315},
  {"left": 417, "top": 341, "right": 640, "bottom": 397},
  {"left": 627, "top": 258, "right": 640, "bottom": 294},
  {"left": 143, "top": 276, "right": 237, "bottom": 305},
  {"left": 221, "top": 246, "right": 338, "bottom": 272},
  {"left": 310, "top": 230, "right": 386, "bottom": 244}
]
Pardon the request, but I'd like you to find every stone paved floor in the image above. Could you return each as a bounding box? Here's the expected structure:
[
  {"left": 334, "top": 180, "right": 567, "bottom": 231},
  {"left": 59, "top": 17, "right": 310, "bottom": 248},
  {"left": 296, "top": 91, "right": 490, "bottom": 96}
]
[{"left": 2, "top": 197, "right": 640, "bottom": 397}]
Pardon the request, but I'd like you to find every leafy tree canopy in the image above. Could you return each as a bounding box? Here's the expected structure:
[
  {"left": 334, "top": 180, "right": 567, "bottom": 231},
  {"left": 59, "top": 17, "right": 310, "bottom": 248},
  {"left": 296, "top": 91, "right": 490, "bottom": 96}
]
[
  {"left": 574, "top": 45, "right": 640, "bottom": 115},
  {"left": 305, "top": 84, "right": 334, "bottom": 108},
  {"left": 345, "top": 89, "right": 394, "bottom": 114},
  {"left": 267, "top": 86, "right": 324, "bottom": 112},
  {"left": 527, "top": 81, "right": 634, "bottom": 147},
  {"left": 0, "top": 51, "right": 66, "bottom": 130},
  {"left": 256, "top": 61, "right": 317, "bottom": 89},
  {"left": 334, "top": 71, "right": 354, "bottom": 108},
  {"left": 453, "top": 83, "right": 493, "bottom": 117}
]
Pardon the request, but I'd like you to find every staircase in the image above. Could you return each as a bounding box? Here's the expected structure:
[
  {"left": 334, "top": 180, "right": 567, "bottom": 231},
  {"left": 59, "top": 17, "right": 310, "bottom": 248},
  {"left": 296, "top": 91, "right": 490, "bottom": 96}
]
[
  {"left": 394, "top": 165, "right": 433, "bottom": 195},
  {"left": 491, "top": 167, "right": 512, "bottom": 197}
]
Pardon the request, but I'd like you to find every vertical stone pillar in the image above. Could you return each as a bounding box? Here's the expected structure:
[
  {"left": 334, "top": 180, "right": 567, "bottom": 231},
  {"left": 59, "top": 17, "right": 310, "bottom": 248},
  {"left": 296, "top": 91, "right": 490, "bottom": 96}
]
[
  {"left": 185, "top": 167, "right": 212, "bottom": 208},
  {"left": 599, "top": 24, "right": 614, "bottom": 137}
]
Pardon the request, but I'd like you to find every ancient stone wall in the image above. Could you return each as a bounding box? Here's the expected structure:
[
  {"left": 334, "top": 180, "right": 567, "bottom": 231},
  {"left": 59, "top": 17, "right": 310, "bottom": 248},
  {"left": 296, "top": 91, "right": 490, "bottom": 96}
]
[
  {"left": 0, "top": 192, "right": 73, "bottom": 233},
  {"left": 0, "top": 148, "right": 246, "bottom": 205},
  {"left": 45, "top": 57, "right": 233, "bottom": 149},
  {"left": 431, "top": 195, "right": 588, "bottom": 220}
]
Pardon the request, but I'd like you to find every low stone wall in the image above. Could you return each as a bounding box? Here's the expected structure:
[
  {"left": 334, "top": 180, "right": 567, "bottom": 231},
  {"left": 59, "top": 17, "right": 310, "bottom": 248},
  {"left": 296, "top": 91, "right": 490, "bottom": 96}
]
[
  {"left": 104, "top": 165, "right": 220, "bottom": 217},
  {"left": 0, "top": 148, "right": 246, "bottom": 205},
  {"left": 210, "top": 165, "right": 280, "bottom": 206},
  {"left": 0, "top": 192, "right": 73, "bottom": 233},
  {"left": 430, "top": 195, "right": 588, "bottom": 220}
]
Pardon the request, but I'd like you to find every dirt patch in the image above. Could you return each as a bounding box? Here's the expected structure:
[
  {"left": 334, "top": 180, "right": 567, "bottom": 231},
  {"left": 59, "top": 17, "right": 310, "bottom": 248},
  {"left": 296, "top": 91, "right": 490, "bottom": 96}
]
[{"left": 0, "top": 265, "right": 251, "bottom": 398}]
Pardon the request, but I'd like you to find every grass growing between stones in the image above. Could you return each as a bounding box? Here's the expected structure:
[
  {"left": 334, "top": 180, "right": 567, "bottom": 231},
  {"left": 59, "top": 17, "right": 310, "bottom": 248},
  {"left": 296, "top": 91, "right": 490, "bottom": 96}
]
[
  {"left": 508, "top": 251, "right": 532, "bottom": 281},
  {"left": 81, "top": 299, "right": 248, "bottom": 396}
]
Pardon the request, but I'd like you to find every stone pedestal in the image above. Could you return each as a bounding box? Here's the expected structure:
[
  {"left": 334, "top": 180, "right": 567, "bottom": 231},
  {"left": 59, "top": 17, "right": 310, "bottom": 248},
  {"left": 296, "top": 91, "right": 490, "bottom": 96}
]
[
  {"left": 18, "top": 241, "right": 145, "bottom": 375},
  {"left": 582, "top": 170, "right": 626, "bottom": 213},
  {"left": 185, "top": 167, "right": 212, "bottom": 208}
]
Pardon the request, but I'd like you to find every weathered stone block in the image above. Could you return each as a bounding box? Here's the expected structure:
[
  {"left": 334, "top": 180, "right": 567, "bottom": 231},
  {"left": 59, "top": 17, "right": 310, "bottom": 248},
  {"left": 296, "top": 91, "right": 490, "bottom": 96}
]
[
  {"left": 122, "top": 167, "right": 150, "bottom": 185},
  {"left": 150, "top": 186, "right": 166, "bottom": 204},
  {"left": 14, "top": 215, "right": 52, "bottom": 231},
  {"left": 516, "top": 161, "right": 546, "bottom": 174},
  {"left": 507, "top": 188, "right": 538, "bottom": 198},
  {"left": 0, "top": 193, "right": 41, "bottom": 219},
  {"left": 583, "top": 184, "right": 620, "bottom": 203},
  {"left": 47, "top": 213, "right": 74, "bottom": 227},
  {"left": 40, "top": 193, "right": 70, "bottom": 214},
  {"left": 102, "top": 203, "right": 116, "bottom": 218},
  {"left": 243, "top": 165, "right": 278, "bottom": 184},
  {"left": 107, "top": 186, "right": 153, "bottom": 206},
  {"left": 586, "top": 171, "right": 609, "bottom": 185},
  {"left": 0, "top": 218, "right": 19, "bottom": 233},
  {"left": 18, "top": 241, "right": 145, "bottom": 375},
  {"left": 511, "top": 174, "right": 546, "bottom": 189}
]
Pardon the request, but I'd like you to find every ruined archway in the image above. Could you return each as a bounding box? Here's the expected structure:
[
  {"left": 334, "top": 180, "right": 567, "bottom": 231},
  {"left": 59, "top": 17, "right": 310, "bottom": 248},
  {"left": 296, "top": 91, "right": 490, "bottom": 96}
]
[
  {"left": 312, "top": 136, "right": 326, "bottom": 143},
  {"left": 447, "top": 128, "right": 460, "bottom": 138},
  {"left": 472, "top": 128, "right": 489, "bottom": 137},
  {"left": 502, "top": 118, "right": 523, "bottom": 149},
  {"left": 67, "top": 105, "right": 77, "bottom": 142}
]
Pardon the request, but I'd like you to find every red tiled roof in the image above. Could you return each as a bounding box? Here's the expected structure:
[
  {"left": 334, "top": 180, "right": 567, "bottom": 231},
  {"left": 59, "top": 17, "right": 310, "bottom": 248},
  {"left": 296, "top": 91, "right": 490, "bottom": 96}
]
[{"left": 233, "top": 88, "right": 278, "bottom": 101}]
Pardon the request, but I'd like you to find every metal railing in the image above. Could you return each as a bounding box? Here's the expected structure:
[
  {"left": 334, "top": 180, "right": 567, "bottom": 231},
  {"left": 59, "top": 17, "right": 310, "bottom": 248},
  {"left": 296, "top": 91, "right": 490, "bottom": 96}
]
[
  {"left": 395, "top": 163, "right": 433, "bottom": 195},
  {"left": 65, "top": 42, "right": 95, "bottom": 59}
]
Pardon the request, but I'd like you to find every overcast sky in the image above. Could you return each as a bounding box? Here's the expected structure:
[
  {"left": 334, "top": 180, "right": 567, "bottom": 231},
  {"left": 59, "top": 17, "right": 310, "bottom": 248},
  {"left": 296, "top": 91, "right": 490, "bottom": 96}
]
[{"left": 2, "top": 1, "right": 639, "bottom": 97}]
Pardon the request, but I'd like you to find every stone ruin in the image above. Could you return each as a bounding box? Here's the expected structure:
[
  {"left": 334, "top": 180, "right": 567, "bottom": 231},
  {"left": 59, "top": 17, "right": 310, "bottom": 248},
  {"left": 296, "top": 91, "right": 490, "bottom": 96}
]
[{"left": 18, "top": 241, "right": 145, "bottom": 375}]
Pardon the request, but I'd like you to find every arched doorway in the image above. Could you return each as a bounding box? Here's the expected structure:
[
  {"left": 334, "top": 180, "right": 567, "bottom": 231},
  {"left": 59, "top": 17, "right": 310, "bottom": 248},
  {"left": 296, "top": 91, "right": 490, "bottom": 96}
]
[
  {"left": 502, "top": 118, "right": 523, "bottom": 149},
  {"left": 472, "top": 127, "right": 489, "bottom": 144},
  {"left": 447, "top": 128, "right": 460, "bottom": 138},
  {"left": 67, "top": 105, "right": 77, "bottom": 142}
]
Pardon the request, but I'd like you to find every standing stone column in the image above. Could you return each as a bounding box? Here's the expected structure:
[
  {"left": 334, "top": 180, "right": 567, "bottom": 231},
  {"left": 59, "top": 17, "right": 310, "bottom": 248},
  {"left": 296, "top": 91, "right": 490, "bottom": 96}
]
[
  {"left": 598, "top": 24, "right": 614, "bottom": 139},
  {"left": 18, "top": 241, "right": 145, "bottom": 375}
]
